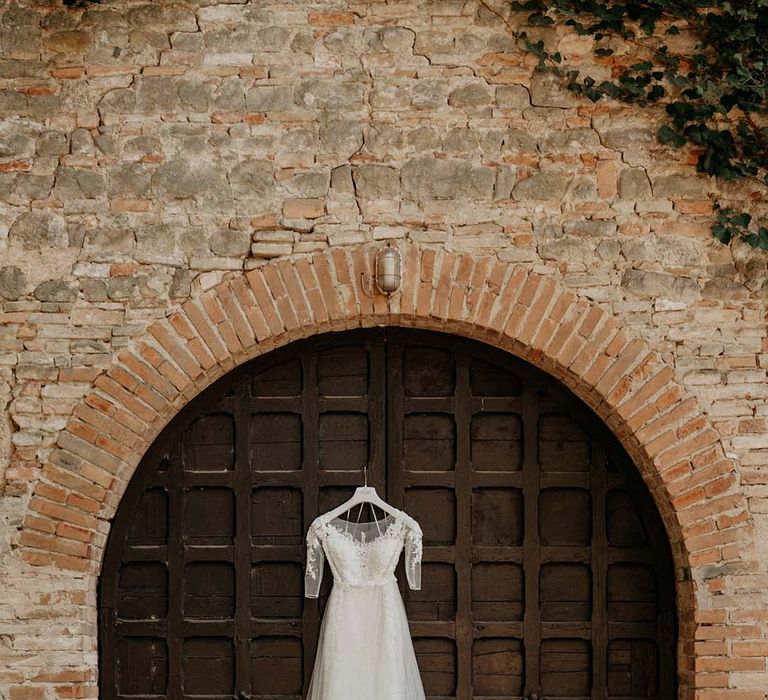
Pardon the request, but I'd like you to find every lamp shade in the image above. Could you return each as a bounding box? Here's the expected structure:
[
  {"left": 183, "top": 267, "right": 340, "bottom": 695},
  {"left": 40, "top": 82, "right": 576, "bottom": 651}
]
[{"left": 375, "top": 245, "right": 401, "bottom": 294}]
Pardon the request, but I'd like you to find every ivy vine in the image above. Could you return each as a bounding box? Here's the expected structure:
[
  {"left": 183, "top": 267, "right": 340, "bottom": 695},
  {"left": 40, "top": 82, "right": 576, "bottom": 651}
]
[{"left": 497, "top": 0, "right": 768, "bottom": 249}]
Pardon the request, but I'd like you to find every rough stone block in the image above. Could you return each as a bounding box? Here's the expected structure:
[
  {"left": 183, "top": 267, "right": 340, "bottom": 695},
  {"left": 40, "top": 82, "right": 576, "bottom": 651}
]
[
  {"left": 621, "top": 269, "right": 700, "bottom": 300},
  {"left": 228, "top": 160, "right": 275, "bottom": 198},
  {"left": 246, "top": 86, "right": 294, "bottom": 112},
  {"left": 210, "top": 230, "right": 251, "bottom": 257},
  {"left": 34, "top": 280, "right": 78, "bottom": 303},
  {"left": 618, "top": 168, "right": 652, "bottom": 199},
  {"left": 352, "top": 165, "right": 400, "bottom": 199},
  {"left": 36, "top": 131, "right": 69, "bottom": 156},
  {"left": 448, "top": 82, "right": 493, "bottom": 108},
  {"left": 9, "top": 212, "right": 68, "bottom": 249},
  {"left": 152, "top": 158, "right": 229, "bottom": 199},
  {"left": 651, "top": 173, "right": 711, "bottom": 199},
  {"left": 0, "top": 266, "right": 25, "bottom": 300},
  {"left": 513, "top": 169, "right": 571, "bottom": 201},
  {"left": 295, "top": 79, "right": 365, "bottom": 110},
  {"left": 495, "top": 84, "right": 530, "bottom": 108},
  {"left": 530, "top": 72, "right": 582, "bottom": 107},
  {"left": 283, "top": 198, "right": 325, "bottom": 219},
  {"left": 401, "top": 156, "right": 495, "bottom": 200},
  {"left": 503, "top": 129, "right": 537, "bottom": 152},
  {"left": 319, "top": 116, "right": 363, "bottom": 156}
]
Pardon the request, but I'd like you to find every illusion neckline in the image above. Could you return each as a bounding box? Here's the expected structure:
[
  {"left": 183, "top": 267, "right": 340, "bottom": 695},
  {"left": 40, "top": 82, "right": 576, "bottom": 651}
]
[{"left": 324, "top": 511, "right": 402, "bottom": 544}]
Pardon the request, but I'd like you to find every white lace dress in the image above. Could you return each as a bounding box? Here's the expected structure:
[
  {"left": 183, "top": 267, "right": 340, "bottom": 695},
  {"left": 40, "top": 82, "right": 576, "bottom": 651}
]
[{"left": 304, "top": 508, "right": 426, "bottom": 700}]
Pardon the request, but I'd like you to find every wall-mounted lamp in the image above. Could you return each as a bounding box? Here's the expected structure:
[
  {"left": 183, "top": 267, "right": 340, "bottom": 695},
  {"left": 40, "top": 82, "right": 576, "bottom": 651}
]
[{"left": 362, "top": 243, "right": 402, "bottom": 296}]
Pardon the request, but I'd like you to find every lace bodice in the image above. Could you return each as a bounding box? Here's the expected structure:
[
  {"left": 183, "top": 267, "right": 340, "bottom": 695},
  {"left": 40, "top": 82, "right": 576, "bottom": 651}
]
[{"left": 304, "top": 508, "right": 423, "bottom": 598}]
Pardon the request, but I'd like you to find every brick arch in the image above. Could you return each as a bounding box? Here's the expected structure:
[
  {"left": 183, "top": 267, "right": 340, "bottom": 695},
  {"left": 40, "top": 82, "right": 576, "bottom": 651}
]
[{"left": 19, "top": 242, "right": 754, "bottom": 693}]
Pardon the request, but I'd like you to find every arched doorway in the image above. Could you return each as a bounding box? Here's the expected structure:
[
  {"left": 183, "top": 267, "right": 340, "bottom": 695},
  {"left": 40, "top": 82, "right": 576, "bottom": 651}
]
[{"left": 99, "top": 327, "right": 677, "bottom": 699}]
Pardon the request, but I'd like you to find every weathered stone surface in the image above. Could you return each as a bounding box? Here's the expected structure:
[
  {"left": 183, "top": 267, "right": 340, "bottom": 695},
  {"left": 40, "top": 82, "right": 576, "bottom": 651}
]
[
  {"left": 54, "top": 168, "right": 106, "bottom": 200},
  {"left": 127, "top": 5, "right": 198, "bottom": 31},
  {"left": 169, "top": 268, "right": 194, "bottom": 298},
  {"left": 621, "top": 269, "right": 700, "bottom": 300},
  {"left": 448, "top": 82, "right": 493, "bottom": 107},
  {"left": 43, "top": 30, "right": 91, "bottom": 55},
  {"left": 652, "top": 173, "right": 711, "bottom": 199},
  {"left": 33, "top": 279, "right": 77, "bottom": 302},
  {"left": 286, "top": 171, "right": 330, "bottom": 198},
  {"left": 352, "top": 165, "right": 400, "bottom": 199},
  {"left": 331, "top": 164, "right": 355, "bottom": 195},
  {"left": 152, "top": 159, "right": 229, "bottom": 199},
  {"left": 70, "top": 128, "right": 95, "bottom": 156},
  {"left": 83, "top": 228, "right": 135, "bottom": 255},
  {"left": 0, "top": 266, "right": 25, "bottom": 300},
  {"left": 411, "top": 80, "right": 445, "bottom": 109},
  {"left": 80, "top": 278, "right": 108, "bottom": 302},
  {"left": 618, "top": 168, "right": 651, "bottom": 199},
  {"left": 8, "top": 212, "right": 68, "bottom": 248},
  {"left": 563, "top": 219, "right": 618, "bottom": 237},
  {"left": 319, "top": 116, "right": 363, "bottom": 156},
  {"left": 540, "top": 128, "right": 601, "bottom": 153},
  {"left": 443, "top": 127, "right": 479, "bottom": 152},
  {"left": 702, "top": 276, "right": 749, "bottom": 300},
  {"left": 295, "top": 79, "right": 365, "bottom": 110},
  {"left": 496, "top": 85, "right": 530, "bottom": 109},
  {"left": 209, "top": 230, "right": 251, "bottom": 257},
  {"left": 513, "top": 169, "right": 571, "bottom": 201},
  {"left": 540, "top": 237, "right": 598, "bottom": 262},
  {"left": 283, "top": 198, "right": 325, "bottom": 219},
  {"left": 363, "top": 27, "right": 415, "bottom": 53},
  {"left": 246, "top": 86, "right": 294, "bottom": 112},
  {"left": 621, "top": 236, "right": 702, "bottom": 268},
  {"left": 401, "top": 157, "right": 495, "bottom": 200},
  {"left": 36, "top": 131, "right": 69, "bottom": 156},
  {"left": 503, "top": 129, "right": 537, "bottom": 152},
  {"left": 494, "top": 166, "right": 517, "bottom": 200},
  {"left": 530, "top": 72, "right": 581, "bottom": 107},
  {"left": 0, "top": 90, "right": 27, "bottom": 120},
  {"left": 364, "top": 124, "right": 404, "bottom": 154},
  {"left": 602, "top": 127, "right": 655, "bottom": 150},
  {"left": 108, "top": 276, "right": 138, "bottom": 300},
  {"left": 109, "top": 162, "right": 151, "bottom": 198},
  {"left": 228, "top": 160, "right": 275, "bottom": 198}
]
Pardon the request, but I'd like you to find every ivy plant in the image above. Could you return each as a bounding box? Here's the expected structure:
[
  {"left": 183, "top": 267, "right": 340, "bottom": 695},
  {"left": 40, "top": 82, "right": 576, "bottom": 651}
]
[{"left": 494, "top": 0, "right": 768, "bottom": 249}]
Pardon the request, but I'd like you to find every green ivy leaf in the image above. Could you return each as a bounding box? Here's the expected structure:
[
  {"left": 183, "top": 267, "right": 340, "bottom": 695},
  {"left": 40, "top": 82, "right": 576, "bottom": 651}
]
[
  {"left": 658, "top": 125, "right": 686, "bottom": 148},
  {"left": 712, "top": 224, "right": 734, "bottom": 244}
]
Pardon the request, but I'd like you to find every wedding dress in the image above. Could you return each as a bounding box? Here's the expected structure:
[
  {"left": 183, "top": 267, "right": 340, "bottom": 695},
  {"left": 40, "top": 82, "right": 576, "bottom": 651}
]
[{"left": 304, "top": 506, "right": 426, "bottom": 700}]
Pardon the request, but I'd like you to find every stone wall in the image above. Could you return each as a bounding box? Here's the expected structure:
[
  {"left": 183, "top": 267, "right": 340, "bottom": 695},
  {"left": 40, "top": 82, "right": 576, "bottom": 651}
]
[{"left": 1, "top": 1, "right": 768, "bottom": 699}]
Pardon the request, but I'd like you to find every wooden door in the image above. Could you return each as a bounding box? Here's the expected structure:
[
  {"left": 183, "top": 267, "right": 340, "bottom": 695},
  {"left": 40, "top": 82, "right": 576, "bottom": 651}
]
[{"left": 99, "top": 328, "right": 677, "bottom": 700}]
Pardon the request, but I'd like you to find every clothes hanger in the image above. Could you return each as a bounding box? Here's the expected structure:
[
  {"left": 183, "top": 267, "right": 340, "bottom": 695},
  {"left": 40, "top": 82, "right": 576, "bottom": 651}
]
[{"left": 320, "top": 466, "right": 400, "bottom": 524}]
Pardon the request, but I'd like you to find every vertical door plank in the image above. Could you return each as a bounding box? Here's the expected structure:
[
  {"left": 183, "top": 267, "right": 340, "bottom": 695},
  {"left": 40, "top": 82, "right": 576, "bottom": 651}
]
[{"left": 522, "top": 385, "right": 540, "bottom": 696}]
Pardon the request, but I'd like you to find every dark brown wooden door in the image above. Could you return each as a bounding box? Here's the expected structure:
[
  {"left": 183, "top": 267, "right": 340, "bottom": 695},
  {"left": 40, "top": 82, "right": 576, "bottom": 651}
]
[{"left": 100, "top": 328, "right": 676, "bottom": 700}]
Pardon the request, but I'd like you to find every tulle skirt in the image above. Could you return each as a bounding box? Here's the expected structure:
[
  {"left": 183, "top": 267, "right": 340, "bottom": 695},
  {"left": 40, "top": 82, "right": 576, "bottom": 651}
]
[{"left": 305, "top": 578, "right": 426, "bottom": 700}]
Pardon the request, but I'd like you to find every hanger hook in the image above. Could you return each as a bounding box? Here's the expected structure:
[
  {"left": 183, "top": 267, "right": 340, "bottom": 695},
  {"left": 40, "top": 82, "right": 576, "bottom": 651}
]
[{"left": 363, "top": 465, "right": 368, "bottom": 487}]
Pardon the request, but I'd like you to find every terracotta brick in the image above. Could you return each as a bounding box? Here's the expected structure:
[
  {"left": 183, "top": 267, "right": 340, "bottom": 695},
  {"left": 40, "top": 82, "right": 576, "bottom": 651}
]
[
  {"left": 308, "top": 10, "right": 356, "bottom": 24},
  {"left": 19, "top": 530, "right": 89, "bottom": 558},
  {"left": 487, "top": 266, "right": 527, "bottom": 333},
  {"left": 230, "top": 276, "right": 272, "bottom": 342},
  {"left": 148, "top": 322, "right": 204, "bottom": 380},
  {"left": 168, "top": 312, "right": 218, "bottom": 371},
  {"left": 517, "top": 276, "right": 557, "bottom": 345},
  {"left": 217, "top": 283, "right": 256, "bottom": 348},
  {"left": 10, "top": 686, "right": 46, "bottom": 700},
  {"left": 312, "top": 252, "right": 343, "bottom": 321},
  {"left": 277, "top": 260, "right": 314, "bottom": 327},
  {"left": 246, "top": 269, "right": 287, "bottom": 336}
]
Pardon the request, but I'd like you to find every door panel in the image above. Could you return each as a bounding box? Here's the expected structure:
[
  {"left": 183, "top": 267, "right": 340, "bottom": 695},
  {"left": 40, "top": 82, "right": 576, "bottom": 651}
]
[{"left": 100, "top": 328, "right": 676, "bottom": 700}]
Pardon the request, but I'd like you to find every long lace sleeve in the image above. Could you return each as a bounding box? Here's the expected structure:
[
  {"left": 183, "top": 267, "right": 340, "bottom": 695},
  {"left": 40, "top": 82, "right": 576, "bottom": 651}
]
[
  {"left": 305, "top": 520, "right": 325, "bottom": 599},
  {"left": 404, "top": 520, "right": 423, "bottom": 590}
]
